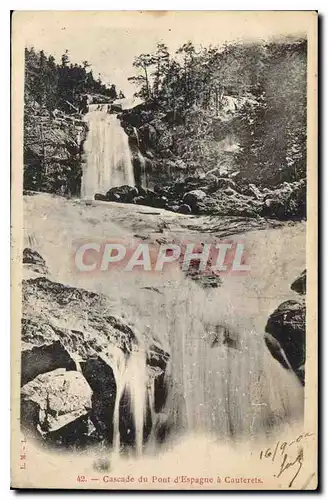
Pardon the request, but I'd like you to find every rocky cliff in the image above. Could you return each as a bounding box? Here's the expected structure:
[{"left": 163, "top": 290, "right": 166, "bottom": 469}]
[
  {"left": 265, "top": 271, "right": 306, "bottom": 385},
  {"left": 21, "top": 248, "right": 169, "bottom": 451},
  {"left": 24, "top": 105, "right": 87, "bottom": 196}
]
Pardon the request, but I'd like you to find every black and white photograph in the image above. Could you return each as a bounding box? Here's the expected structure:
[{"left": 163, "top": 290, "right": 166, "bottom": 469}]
[{"left": 10, "top": 10, "right": 318, "bottom": 490}]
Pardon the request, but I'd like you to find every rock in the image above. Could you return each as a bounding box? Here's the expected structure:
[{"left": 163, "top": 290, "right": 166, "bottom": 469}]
[
  {"left": 140, "top": 188, "right": 158, "bottom": 206},
  {"left": 196, "top": 198, "right": 221, "bottom": 215},
  {"left": 262, "top": 198, "right": 286, "bottom": 220},
  {"left": 111, "top": 193, "right": 122, "bottom": 202},
  {"left": 291, "top": 270, "right": 306, "bottom": 295},
  {"left": 23, "top": 248, "right": 49, "bottom": 275},
  {"left": 131, "top": 188, "right": 168, "bottom": 209},
  {"left": 172, "top": 181, "right": 186, "bottom": 196},
  {"left": 23, "top": 248, "right": 46, "bottom": 267},
  {"left": 21, "top": 369, "right": 93, "bottom": 435},
  {"left": 133, "top": 196, "right": 146, "bottom": 205},
  {"left": 153, "top": 196, "right": 168, "bottom": 209},
  {"left": 22, "top": 277, "right": 139, "bottom": 355},
  {"left": 168, "top": 205, "right": 180, "bottom": 213},
  {"left": 147, "top": 344, "right": 170, "bottom": 371},
  {"left": 264, "top": 332, "right": 291, "bottom": 370},
  {"left": 110, "top": 103, "right": 123, "bottom": 113},
  {"left": 222, "top": 187, "right": 237, "bottom": 196},
  {"left": 244, "top": 183, "right": 264, "bottom": 200},
  {"left": 183, "top": 190, "right": 207, "bottom": 210},
  {"left": 139, "top": 123, "right": 157, "bottom": 148},
  {"left": 153, "top": 372, "right": 168, "bottom": 414},
  {"left": 261, "top": 179, "right": 306, "bottom": 220},
  {"left": 46, "top": 414, "right": 97, "bottom": 449},
  {"left": 265, "top": 298, "right": 305, "bottom": 384},
  {"left": 178, "top": 204, "right": 192, "bottom": 214},
  {"left": 132, "top": 177, "right": 306, "bottom": 220},
  {"left": 106, "top": 185, "right": 139, "bottom": 203},
  {"left": 81, "top": 357, "right": 117, "bottom": 443},
  {"left": 94, "top": 193, "right": 108, "bottom": 201},
  {"left": 21, "top": 339, "right": 77, "bottom": 386},
  {"left": 188, "top": 274, "right": 222, "bottom": 289},
  {"left": 216, "top": 178, "right": 237, "bottom": 191},
  {"left": 153, "top": 412, "right": 171, "bottom": 444},
  {"left": 145, "top": 150, "right": 154, "bottom": 159},
  {"left": 24, "top": 109, "right": 86, "bottom": 196}
]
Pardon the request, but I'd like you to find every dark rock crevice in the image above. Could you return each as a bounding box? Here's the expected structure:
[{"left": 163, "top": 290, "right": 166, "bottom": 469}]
[{"left": 265, "top": 271, "right": 306, "bottom": 385}]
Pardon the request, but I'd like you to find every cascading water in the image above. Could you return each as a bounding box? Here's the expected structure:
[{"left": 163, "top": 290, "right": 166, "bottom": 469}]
[
  {"left": 137, "top": 150, "right": 147, "bottom": 188},
  {"left": 132, "top": 126, "right": 148, "bottom": 188},
  {"left": 72, "top": 104, "right": 304, "bottom": 455},
  {"left": 99, "top": 345, "right": 148, "bottom": 456},
  {"left": 81, "top": 104, "right": 135, "bottom": 199}
]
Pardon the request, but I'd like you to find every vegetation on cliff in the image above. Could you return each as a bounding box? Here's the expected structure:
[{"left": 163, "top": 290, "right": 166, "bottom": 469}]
[
  {"left": 124, "top": 38, "right": 307, "bottom": 187},
  {"left": 24, "top": 47, "right": 120, "bottom": 114},
  {"left": 23, "top": 48, "right": 122, "bottom": 195}
]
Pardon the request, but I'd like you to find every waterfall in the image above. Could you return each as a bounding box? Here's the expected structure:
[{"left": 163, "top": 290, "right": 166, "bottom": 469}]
[
  {"left": 81, "top": 107, "right": 135, "bottom": 199},
  {"left": 160, "top": 280, "right": 304, "bottom": 441},
  {"left": 133, "top": 126, "right": 148, "bottom": 188},
  {"left": 99, "top": 343, "right": 147, "bottom": 456},
  {"left": 137, "top": 150, "right": 147, "bottom": 188}
]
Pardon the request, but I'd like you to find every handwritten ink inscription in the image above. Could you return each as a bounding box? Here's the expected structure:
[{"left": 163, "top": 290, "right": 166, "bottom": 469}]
[{"left": 259, "top": 432, "right": 314, "bottom": 488}]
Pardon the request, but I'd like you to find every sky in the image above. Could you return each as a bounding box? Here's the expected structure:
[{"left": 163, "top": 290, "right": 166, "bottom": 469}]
[{"left": 15, "top": 11, "right": 313, "bottom": 97}]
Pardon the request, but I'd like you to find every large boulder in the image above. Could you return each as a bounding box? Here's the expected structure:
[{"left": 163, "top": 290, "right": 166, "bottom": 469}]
[
  {"left": 138, "top": 187, "right": 165, "bottom": 207},
  {"left": 182, "top": 190, "right": 207, "bottom": 211},
  {"left": 21, "top": 339, "right": 77, "bottom": 386},
  {"left": 81, "top": 356, "right": 117, "bottom": 443},
  {"left": 177, "top": 204, "right": 192, "bottom": 214},
  {"left": 265, "top": 298, "right": 306, "bottom": 384},
  {"left": 291, "top": 270, "right": 306, "bottom": 295},
  {"left": 21, "top": 369, "right": 93, "bottom": 435},
  {"left": 106, "top": 185, "right": 139, "bottom": 203},
  {"left": 94, "top": 193, "right": 107, "bottom": 201}
]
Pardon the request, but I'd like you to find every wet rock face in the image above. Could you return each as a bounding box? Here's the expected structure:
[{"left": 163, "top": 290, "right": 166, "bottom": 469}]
[
  {"left": 21, "top": 254, "right": 170, "bottom": 451},
  {"left": 106, "top": 185, "right": 139, "bottom": 203},
  {"left": 182, "top": 189, "right": 207, "bottom": 211},
  {"left": 265, "top": 297, "right": 306, "bottom": 385},
  {"left": 23, "top": 248, "right": 49, "bottom": 275},
  {"left": 291, "top": 270, "right": 306, "bottom": 295},
  {"left": 81, "top": 357, "right": 117, "bottom": 444},
  {"left": 24, "top": 109, "right": 86, "bottom": 196},
  {"left": 22, "top": 277, "right": 138, "bottom": 354},
  {"left": 177, "top": 204, "right": 192, "bottom": 214}
]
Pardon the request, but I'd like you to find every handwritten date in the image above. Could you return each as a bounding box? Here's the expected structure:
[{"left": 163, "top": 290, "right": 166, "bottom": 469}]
[{"left": 259, "top": 432, "right": 314, "bottom": 488}]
